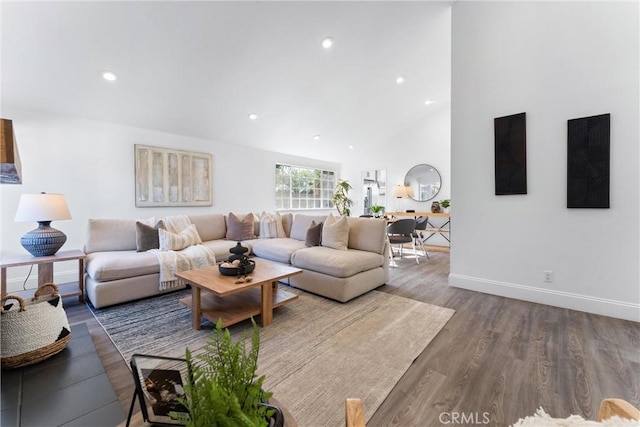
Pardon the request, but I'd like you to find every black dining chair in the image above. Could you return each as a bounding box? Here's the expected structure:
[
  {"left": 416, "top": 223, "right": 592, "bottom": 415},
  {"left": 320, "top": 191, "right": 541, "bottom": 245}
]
[
  {"left": 412, "top": 216, "right": 430, "bottom": 259},
  {"left": 386, "top": 218, "right": 419, "bottom": 264}
]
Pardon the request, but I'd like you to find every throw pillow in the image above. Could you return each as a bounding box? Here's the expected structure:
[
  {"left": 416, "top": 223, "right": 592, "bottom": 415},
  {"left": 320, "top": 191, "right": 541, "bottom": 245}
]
[
  {"left": 135, "top": 220, "right": 165, "bottom": 252},
  {"left": 305, "top": 221, "right": 323, "bottom": 247},
  {"left": 274, "top": 212, "right": 287, "bottom": 237},
  {"left": 226, "top": 212, "right": 255, "bottom": 241},
  {"left": 259, "top": 212, "right": 278, "bottom": 239},
  {"left": 159, "top": 224, "right": 202, "bottom": 251},
  {"left": 321, "top": 213, "right": 349, "bottom": 251}
]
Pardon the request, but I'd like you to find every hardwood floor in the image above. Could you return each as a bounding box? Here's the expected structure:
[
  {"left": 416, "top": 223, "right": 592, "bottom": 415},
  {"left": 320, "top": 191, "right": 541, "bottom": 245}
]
[{"left": 63, "top": 252, "right": 639, "bottom": 426}]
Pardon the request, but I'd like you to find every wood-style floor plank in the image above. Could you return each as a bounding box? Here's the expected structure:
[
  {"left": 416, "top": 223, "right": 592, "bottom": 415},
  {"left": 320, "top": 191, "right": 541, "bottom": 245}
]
[{"left": 61, "top": 251, "right": 639, "bottom": 426}]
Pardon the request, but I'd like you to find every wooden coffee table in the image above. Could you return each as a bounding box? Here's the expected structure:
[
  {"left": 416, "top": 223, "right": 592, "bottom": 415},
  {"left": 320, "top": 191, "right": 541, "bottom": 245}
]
[{"left": 176, "top": 258, "right": 302, "bottom": 329}]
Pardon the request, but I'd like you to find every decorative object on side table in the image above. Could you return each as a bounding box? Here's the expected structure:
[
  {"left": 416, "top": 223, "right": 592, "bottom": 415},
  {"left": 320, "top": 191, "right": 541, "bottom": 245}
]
[
  {"left": 14, "top": 192, "right": 72, "bottom": 257},
  {"left": 431, "top": 201, "right": 441, "bottom": 213},
  {"left": 219, "top": 242, "right": 255, "bottom": 280},
  {"left": 440, "top": 199, "right": 450, "bottom": 209}
]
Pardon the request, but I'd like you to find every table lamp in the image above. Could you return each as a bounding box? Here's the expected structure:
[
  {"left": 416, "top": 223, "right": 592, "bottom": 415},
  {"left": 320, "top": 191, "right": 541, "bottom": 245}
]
[
  {"left": 14, "top": 192, "right": 72, "bottom": 257},
  {"left": 393, "top": 185, "right": 409, "bottom": 212}
]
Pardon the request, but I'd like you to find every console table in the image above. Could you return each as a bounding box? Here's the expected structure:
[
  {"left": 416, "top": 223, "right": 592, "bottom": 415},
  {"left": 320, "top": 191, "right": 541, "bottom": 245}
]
[
  {"left": 0, "top": 249, "right": 86, "bottom": 301},
  {"left": 386, "top": 211, "right": 450, "bottom": 251}
]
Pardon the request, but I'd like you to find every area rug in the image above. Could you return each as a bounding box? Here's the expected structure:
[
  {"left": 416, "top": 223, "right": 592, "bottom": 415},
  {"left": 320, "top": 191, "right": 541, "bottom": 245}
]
[{"left": 90, "top": 286, "right": 455, "bottom": 426}]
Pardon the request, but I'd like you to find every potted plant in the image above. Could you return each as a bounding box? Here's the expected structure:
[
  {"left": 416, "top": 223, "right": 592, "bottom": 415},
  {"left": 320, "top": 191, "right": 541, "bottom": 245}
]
[
  {"left": 369, "top": 205, "right": 385, "bottom": 218},
  {"left": 440, "top": 199, "right": 450, "bottom": 211},
  {"left": 332, "top": 180, "right": 354, "bottom": 216},
  {"left": 179, "top": 319, "right": 282, "bottom": 427}
]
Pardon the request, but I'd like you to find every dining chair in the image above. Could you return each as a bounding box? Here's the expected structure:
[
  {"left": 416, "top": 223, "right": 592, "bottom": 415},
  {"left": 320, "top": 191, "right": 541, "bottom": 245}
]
[
  {"left": 412, "top": 216, "right": 430, "bottom": 259},
  {"left": 386, "top": 218, "right": 419, "bottom": 264}
]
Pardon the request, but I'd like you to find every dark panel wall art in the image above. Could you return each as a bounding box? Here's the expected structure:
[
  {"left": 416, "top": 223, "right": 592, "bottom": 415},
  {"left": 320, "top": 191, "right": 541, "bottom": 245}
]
[
  {"left": 494, "top": 112, "right": 527, "bottom": 195},
  {"left": 567, "top": 113, "right": 610, "bottom": 208}
]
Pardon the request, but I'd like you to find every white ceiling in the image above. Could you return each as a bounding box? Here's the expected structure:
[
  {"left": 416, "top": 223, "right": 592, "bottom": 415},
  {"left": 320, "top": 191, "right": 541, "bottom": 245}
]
[{"left": 1, "top": 1, "right": 452, "bottom": 162}]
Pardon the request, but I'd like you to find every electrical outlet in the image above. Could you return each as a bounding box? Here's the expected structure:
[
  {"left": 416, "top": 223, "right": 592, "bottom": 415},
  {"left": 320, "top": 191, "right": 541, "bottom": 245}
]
[{"left": 543, "top": 270, "right": 553, "bottom": 283}]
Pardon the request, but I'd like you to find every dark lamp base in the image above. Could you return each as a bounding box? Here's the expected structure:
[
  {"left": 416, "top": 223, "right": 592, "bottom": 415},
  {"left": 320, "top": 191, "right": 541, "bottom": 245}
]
[{"left": 20, "top": 222, "right": 67, "bottom": 257}]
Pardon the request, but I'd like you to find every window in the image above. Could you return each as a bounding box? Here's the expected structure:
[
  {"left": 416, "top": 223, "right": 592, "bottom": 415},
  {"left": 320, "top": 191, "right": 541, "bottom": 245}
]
[{"left": 275, "top": 164, "right": 336, "bottom": 210}]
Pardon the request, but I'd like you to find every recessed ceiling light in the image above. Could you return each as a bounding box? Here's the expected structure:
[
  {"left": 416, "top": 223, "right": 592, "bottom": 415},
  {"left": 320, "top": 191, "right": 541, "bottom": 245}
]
[
  {"left": 425, "top": 100, "right": 436, "bottom": 106},
  {"left": 248, "top": 113, "right": 258, "bottom": 120},
  {"left": 396, "top": 76, "right": 405, "bottom": 84},
  {"left": 321, "top": 37, "right": 334, "bottom": 49},
  {"left": 102, "top": 71, "right": 117, "bottom": 81},
  {"left": 313, "top": 135, "right": 321, "bottom": 140},
  {"left": 348, "top": 145, "right": 355, "bottom": 150}
]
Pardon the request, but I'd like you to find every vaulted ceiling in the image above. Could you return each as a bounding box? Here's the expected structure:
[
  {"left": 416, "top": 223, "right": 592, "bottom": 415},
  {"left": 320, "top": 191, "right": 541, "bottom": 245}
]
[{"left": 1, "top": 1, "right": 451, "bottom": 162}]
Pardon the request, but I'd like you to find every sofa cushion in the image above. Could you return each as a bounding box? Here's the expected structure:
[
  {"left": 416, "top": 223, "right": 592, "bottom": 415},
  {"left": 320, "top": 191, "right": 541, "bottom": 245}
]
[
  {"left": 189, "top": 214, "right": 226, "bottom": 241},
  {"left": 251, "top": 238, "right": 307, "bottom": 264},
  {"left": 322, "top": 214, "right": 349, "bottom": 251},
  {"left": 86, "top": 251, "right": 159, "bottom": 281},
  {"left": 291, "top": 246, "right": 385, "bottom": 278},
  {"left": 305, "top": 221, "right": 323, "bottom": 247},
  {"left": 159, "top": 224, "right": 202, "bottom": 251},
  {"left": 136, "top": 220, "right": 165, "bottom": 252},
  {"left": 290, "top": 214, "right": 327, "bottom": 241},
  {"left": 347, "top": 217, "right": 387, "bottom": 254},
  {"left": 225, "top": 212, "right": 256, "bottom": 240},
  {"left": 85, "top": 218, "right": 151, "bottom": 253}
]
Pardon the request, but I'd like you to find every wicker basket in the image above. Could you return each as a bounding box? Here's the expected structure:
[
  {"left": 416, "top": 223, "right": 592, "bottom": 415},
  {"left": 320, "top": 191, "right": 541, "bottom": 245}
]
[{"left": 1, "top": 283, "right": 72, "bottom": 369}]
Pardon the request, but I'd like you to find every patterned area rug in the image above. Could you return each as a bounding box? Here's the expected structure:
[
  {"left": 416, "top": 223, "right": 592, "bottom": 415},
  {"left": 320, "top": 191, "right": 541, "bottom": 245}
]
[{"left": 90, "top": 285, "right": 455, "bottom": 426}]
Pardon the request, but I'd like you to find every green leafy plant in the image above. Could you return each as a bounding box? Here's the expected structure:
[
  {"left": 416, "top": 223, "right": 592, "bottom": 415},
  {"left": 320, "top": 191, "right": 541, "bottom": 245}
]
[
  {"left": 369, "top": 205, "right": 385, "bottom": 217},
  {"left": 332, "top": 179, "right": 354, "bottom": 216},
  {"left": 440, "top": 199, "right": 450, "bottom": 209},
  {"left": 180, "top": 319, "right": 274, "bottom": 427}
]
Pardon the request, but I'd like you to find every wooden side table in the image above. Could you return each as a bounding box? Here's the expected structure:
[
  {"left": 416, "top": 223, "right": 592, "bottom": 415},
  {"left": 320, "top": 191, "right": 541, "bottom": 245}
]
[{"left": 0, "top": 249, "right": 86, "bottom": 302}]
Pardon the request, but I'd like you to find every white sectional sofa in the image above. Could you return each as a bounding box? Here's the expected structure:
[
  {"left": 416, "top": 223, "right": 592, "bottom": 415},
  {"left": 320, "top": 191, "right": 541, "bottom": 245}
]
[{"left": 84, "top": 213, "right": 390, "bottom": 308}]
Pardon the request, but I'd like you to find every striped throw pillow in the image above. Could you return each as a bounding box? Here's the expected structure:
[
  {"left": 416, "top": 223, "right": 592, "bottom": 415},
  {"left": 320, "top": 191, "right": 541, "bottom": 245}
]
[{"left": 159, "top": 224, "right": 202, "bottom": 251}]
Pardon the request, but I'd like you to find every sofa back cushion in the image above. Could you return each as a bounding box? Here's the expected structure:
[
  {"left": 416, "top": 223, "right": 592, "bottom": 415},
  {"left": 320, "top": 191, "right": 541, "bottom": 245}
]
[
  {"left": 189, "top": 214, "right": 226, "bottom": 241},
  {"left": 290, "top": 214, "right": 328, "bottom": 241},
  {"left": 85, "top": 218, "right": 144, "bottom": 253},
  {"left": 347, "top": 217, "right": 387, "bottom": 254}
]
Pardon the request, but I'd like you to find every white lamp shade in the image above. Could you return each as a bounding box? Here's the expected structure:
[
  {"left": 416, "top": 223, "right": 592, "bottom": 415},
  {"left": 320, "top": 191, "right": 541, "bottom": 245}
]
[
  {"left": 393, "top": 185, "right": 406, "bottom": 198},
  {"left": 15, "top": 193, "right": 72, "bottom": 222}
]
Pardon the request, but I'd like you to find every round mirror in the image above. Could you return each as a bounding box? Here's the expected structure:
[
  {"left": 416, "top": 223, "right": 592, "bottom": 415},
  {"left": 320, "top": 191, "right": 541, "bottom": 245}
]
[{"left": 404, "top": 164, "right": 441, "bottom": 201}]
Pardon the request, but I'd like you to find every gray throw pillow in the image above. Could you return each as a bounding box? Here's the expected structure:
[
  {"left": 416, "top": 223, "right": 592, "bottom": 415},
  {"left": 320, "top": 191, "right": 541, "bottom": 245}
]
[
  {"left": 135, "top": 220, "right": 165, "bottom": 252},
  {"left": 305, "top": 221, "right": 323, "bottom": 247}
]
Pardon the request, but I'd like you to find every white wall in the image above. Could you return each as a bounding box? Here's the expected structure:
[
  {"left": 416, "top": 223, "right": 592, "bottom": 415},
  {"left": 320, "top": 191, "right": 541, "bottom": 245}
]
[
  {"left": 340, "top": 4, "right": 452, "bottom": 248},
  {"left": 0, "top": 107, "right": 338, "bottom": 291},
  {"left": 450, "top": 2, "right": 639, "bottom": 320}
]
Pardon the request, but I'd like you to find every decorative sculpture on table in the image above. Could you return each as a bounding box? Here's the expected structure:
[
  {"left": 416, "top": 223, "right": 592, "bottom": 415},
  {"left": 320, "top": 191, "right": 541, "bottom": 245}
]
[{"left": 219, "top": 242, "right": 255, "bottom": 281}]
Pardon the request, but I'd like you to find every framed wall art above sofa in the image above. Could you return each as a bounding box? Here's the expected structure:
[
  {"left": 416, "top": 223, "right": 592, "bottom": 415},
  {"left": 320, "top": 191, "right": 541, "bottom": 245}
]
[{"left": 134, "top": 144, "right": 213, "bottom": 207}]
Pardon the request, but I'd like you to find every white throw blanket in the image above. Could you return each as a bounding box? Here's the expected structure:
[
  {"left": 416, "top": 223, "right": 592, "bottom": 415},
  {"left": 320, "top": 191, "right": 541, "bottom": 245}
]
[
  {"left": 150, "top": 215, "right": 217, "bottom": 290},
  {"left": 150, "top": 244, "right": 216, "bottom": 290}
]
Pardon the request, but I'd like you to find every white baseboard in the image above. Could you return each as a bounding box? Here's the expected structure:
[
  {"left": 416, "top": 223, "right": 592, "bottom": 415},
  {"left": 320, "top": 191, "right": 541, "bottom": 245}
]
[
  {"left": 4, "top": 270, "right": 79, "bottom": 294},
  {"left": 449, "top": 274, "right": 640, "bottom": 322}
]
